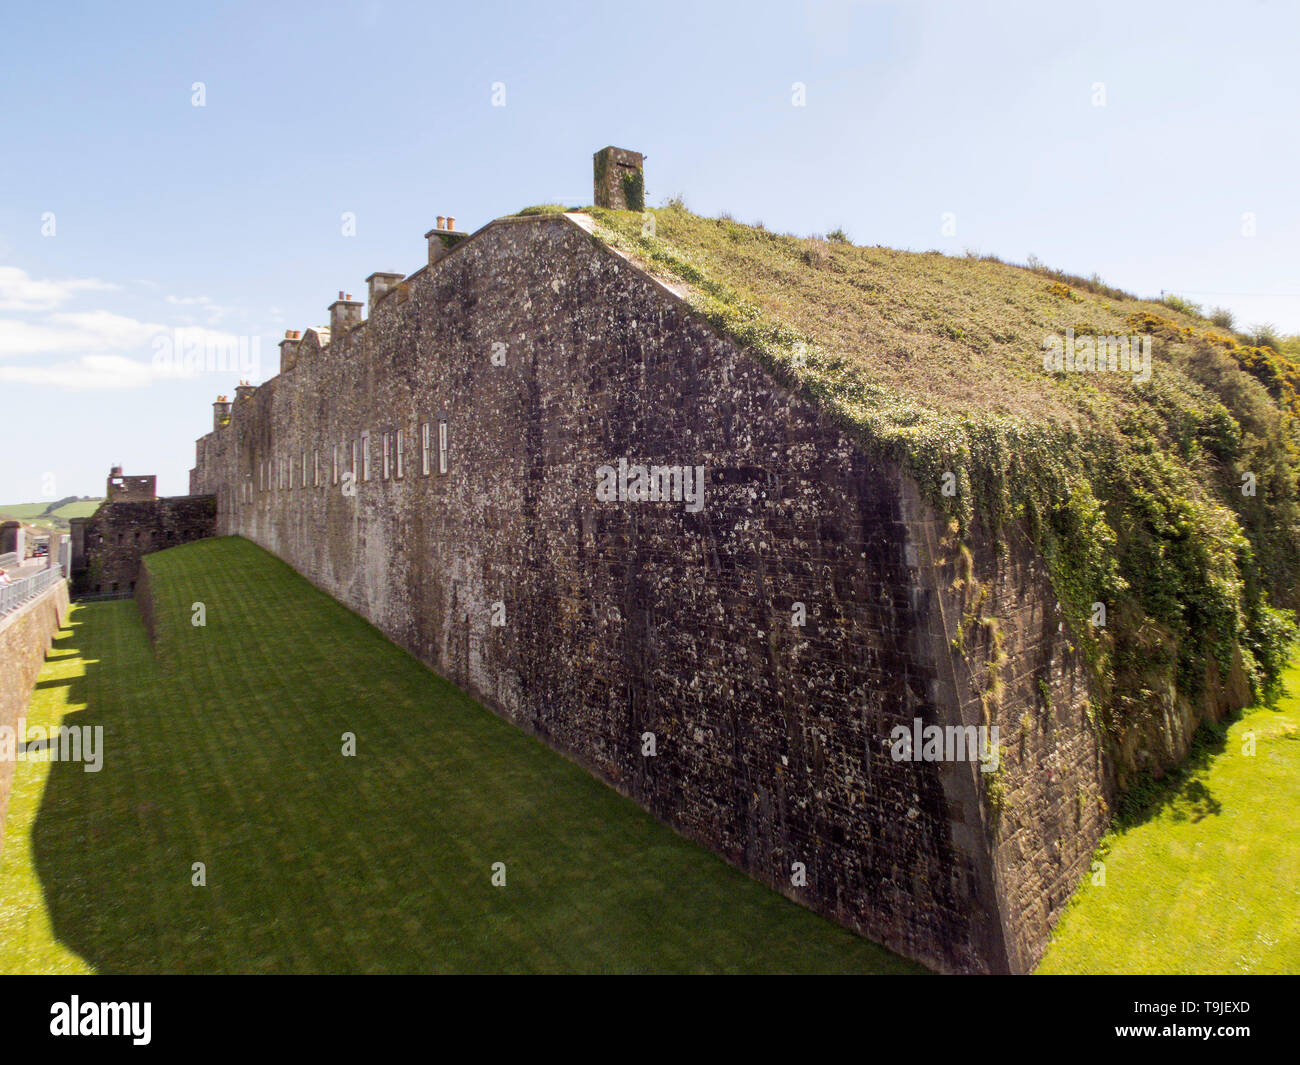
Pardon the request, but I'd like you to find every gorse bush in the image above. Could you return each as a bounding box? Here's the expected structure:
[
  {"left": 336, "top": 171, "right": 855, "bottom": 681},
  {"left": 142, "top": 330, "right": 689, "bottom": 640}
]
[
  {"left": 1162, "top": 293, "right": 1204, "bottom": 318},
  {"left": 1246, "top": 323, "right": 1283, "bottom": 350},
  {"left": 1210, "top": 306, "right": 1235, "bottom": 329}
]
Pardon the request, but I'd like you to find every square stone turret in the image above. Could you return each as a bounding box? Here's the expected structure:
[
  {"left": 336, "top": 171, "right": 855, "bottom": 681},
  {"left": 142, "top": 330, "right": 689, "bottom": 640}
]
[
  {"left": 213, "top": 395, "right": 232, "bottom": 430},
  {"left": 425, "top": 219, "right": 468, "bottom": 268},
  {"left": 329, "top": 292, "right": 364, "bottom": 335},
  {"left": 366, "top": 272, "right": 406, "bottom": 313},
  {"left": 106, "top": 468, "right": 157, "bottom": 502},
  {"left": 593, "top": 146, "right": 645, "bottom": 210},
  {"left": 279, "top": 330, "right": 302, "bottom": 373}
]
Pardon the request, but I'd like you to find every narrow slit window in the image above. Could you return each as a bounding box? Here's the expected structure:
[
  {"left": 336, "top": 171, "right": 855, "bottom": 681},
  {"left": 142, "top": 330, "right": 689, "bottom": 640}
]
[
  {"left": 382, "top": 432, "right": 391, "bottom": 480},
  {"left": 396, "top": 429, "right": 404, "bottom": 479},
  {"left": 332, "top": 444, "right": 339, "bottom": 485},
  {"left": 421, "top": 423, "right": 430, "bottom": 476},
  {"left": 361, "top": 431, "right": 371, "bottom": 481},
  {"left": 438, "top": 418, "right": 449, "bottom": 475}
]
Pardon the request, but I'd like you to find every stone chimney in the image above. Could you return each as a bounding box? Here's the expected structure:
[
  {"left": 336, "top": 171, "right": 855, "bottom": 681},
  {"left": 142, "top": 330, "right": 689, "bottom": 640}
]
[
  {"left": 425, "top": 217, "right": 469, "bottom": 268},
  {"left": 213, "top": 395, "right": 232, "bottom": 430},
  {"left": 366, "top": 272, "right": 406, "bottom": 314},
  {"left": 279, "top": 329, "right": 302, "bottom": 374},
  {"left": 234, "top": 380, "right": 257, "bottom": 402},
  {"left": 593, "top": 146, "right": 645, "bottom": 210},
  {"left": 329, "top": 291, "right": 364, "bottom": 335}
]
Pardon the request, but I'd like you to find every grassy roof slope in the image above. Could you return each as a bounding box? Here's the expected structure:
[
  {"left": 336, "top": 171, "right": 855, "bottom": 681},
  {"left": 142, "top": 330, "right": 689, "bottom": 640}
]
[{"left": 571, "top": 204, "right": 1300, "bottom": 779}]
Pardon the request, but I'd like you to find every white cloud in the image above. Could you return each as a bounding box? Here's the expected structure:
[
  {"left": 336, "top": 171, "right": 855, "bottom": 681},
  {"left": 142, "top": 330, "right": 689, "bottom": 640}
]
[
  {"left": 0, "top": 266, "right": 118, "bottom": 311},
  {"left": 0, "top": 333, "right": 260, "bottom": 388},
  {"left": 166, "top": 293, "right": 239, "bottom": 325},
  {"left": 0, "top": 354, "right": 162, "bottom": 389},
  {"left": 0, "top": 315, "right": 261, "bottom": 388},
  {"left": 0, "top": 311, "right": 170, "bottom": 357},
  {"left": 0, "top": 264, "right": 261, "bottom": 388}
]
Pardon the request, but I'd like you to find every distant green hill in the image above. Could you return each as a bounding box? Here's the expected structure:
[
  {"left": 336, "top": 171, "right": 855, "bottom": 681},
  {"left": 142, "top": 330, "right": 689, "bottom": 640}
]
[
  {"left": 0, "top": 503, "right": 50, "bottom": 520},
  {"left": 50, "top": 499, "right": 102, "bottom": 519},
  {"left": 0, "top": 497, "right": 102, "bottom": 530}
]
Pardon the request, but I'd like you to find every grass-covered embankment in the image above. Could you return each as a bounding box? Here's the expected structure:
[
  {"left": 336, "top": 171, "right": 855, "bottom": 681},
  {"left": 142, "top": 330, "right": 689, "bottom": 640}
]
[
  {"left": 571, "top": 203, "right": 1300, "bottom": 783},
  {"left": 0, "top": 535, "right": 922, "bottom": 974}
]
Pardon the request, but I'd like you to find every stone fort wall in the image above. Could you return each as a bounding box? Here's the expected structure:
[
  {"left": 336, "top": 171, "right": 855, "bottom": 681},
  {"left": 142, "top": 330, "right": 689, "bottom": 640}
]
[
  {"left": 71, "top": 495, "right": 216, "bottom": 598},
  {"left": 0, "top": 579, "right": 70, "bottom": 856},
  {"left": 190, "top": 212, "right": 1109, "bottom": 972}
]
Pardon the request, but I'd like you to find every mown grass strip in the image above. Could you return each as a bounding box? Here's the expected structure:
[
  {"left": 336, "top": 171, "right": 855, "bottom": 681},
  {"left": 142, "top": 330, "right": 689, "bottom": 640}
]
[
  {"left": 1038, "top": 659, "right": 1300, "bottom": 974},
  {"left": 0, "top": 536, "right": 922, "bottom": 974}
]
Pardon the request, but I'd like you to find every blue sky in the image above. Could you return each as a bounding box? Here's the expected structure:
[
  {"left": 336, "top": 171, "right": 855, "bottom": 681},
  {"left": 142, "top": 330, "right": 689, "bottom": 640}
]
[{"left": 2, "top": 0, "right": 1297, "bottom": 501}]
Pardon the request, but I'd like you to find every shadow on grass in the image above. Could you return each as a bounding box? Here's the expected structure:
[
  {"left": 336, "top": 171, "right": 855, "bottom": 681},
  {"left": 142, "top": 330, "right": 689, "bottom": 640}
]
[
  {"left": 24, "top": 593, "right": 924, "bottom": 975},
  {"left": 1107, "top": 663, "right": 1300, "bottom": 833},
  {"left": 1115, "top": 719, "right": 1230, "bottom": 831},
  {"left": 27, "top": 610, "right": 160, "bottom": 972}
]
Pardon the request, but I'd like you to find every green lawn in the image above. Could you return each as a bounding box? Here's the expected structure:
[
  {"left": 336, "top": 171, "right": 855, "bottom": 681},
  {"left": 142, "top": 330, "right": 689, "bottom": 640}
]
[
  {"left": 1038, "top": 662, "right": 1300, "bottom": 974},
  {"left": 0, "top": 535, "right": 922, "bottom": 974},
  {"left": 50, "top": 499, "right": 103, "bottom": 519},
  {"left": 0, "top": 503, "right": 52, "bottom": 520}
]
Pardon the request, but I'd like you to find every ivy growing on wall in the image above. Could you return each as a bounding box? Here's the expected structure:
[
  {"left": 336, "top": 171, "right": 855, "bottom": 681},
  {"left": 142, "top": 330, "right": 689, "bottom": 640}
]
[{"left": 581, "top": 204, "right": 1300, "bottom": 787}]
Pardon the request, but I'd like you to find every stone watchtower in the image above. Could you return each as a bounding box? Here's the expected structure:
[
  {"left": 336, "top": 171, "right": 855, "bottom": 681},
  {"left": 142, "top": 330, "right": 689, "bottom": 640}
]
[{"left": 593, "top": 146, "right": 645, "bottom": 211}]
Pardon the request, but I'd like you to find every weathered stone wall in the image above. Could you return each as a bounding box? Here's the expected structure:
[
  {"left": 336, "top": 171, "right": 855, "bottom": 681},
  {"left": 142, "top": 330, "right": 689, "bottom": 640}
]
[
  {"left": 74, "top": 496, "right": 216, "bottom": 597},
  {"left": 106, "top": 473, "right": 156, "bottom": 503},
  {"left": 904, "top": 495, "right": 1115, "bottom": 973},
  {"left": 190, "top": 213, "right": 1104, "bottom": 972},
  {"left": 0, "top": 579, "right": 70, "bottom": 855}
]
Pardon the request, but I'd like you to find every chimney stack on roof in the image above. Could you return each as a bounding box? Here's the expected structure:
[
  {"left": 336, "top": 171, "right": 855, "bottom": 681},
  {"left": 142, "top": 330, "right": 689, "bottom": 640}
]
[
  {"left": 329, "top": 292, "right": 364, "bottom": 336},
  {"left": 279, "top": 329, "right": 303, "bottom": 374},
  {"left": 213, "top": 395, "right": 233, "bottom": 431},
  {"left": 593, "top": 146, "right": 645, "bottom": 211},
  {"left": 366, "top": 271, "right": 406, "bottom": 314},
  {"left": 425, "top": 214, "right": 468, "bottom": 267}
]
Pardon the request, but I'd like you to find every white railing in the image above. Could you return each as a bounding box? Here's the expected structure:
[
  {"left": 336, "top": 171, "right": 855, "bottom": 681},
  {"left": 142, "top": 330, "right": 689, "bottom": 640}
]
[{"left": 0, "top": 567, "right": 62, "bottom": 616}]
